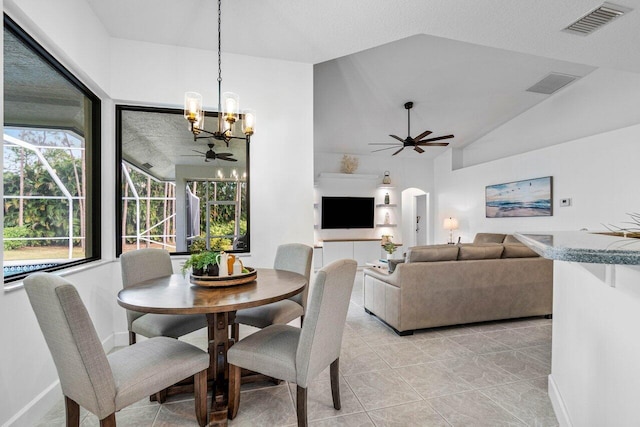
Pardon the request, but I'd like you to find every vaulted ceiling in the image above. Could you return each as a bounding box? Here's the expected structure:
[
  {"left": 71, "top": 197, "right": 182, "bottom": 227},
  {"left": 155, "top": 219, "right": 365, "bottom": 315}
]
[{"left": 85, "top": 0, "right": 640, "bottom": 162}]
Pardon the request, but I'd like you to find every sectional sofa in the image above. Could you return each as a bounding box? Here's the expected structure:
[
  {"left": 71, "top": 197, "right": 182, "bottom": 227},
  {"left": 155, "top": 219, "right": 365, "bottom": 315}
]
[{"left": 362, "top": 233, "right": 553, "bottom": 335}]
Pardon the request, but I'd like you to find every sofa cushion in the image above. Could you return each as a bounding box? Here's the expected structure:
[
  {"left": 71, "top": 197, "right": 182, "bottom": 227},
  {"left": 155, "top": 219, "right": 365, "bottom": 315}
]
[
  {"left": 406, "top": 245, "right": 459, "bottom": 263},
  {"left": 503, "top": 234, "right": 522, "bottom": 244},
  {"left": 473, "top": 233, "right": 506, "bottom": 244},
  {"left": 458, "top": 244, "right": 504, "bottom": 260},
  {"left": 502, "top": 244, "right": 538, "bottom": 258}
]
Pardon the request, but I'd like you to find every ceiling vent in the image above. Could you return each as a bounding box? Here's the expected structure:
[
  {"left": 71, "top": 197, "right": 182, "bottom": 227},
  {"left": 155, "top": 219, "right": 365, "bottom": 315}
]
[
  {"left": 141, "top": 162, "right": 154, "bottom": 169},
  {"left": 563, "top": 2, "right": 631, "bottom": 36},
  {"left": 526, "top": 73, "right": 579, "bottom": 95}
]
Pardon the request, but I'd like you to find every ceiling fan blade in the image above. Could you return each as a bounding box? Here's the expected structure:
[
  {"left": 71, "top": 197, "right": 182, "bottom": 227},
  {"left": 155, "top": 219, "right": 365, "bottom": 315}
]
[
  {"left": 417, "top": 134, "right": 454, "bottom": 143},
  {"left": 368, "top": 142, "right": 401, "bottom": 146},
  {"left": 392, "top": 147, "right": 404, "bottom": 156},
  {"left": 413, "top": 130, "right": 432, "bottom": 141},
  {"left": 420, "top": 142, "right": 450, "bottom": 147},
  {"left": 217, "top": 156, "right": 237, "bottom": 162},
  {"left": 371, "top": 146, "right": 401, "bottom": 153},
  {"left": 192, "top": 150, "right": 206, "bottom": 155},
  {"left": 181, "top": 154, "right": 203, "bottom": 157},
  {"left": 414, "top": 145, "right": 425, "bottom": 153},
  {"left": 216, "top": 153, "right": 234, "bottom": 157},
  {"left": 389, "top": 135, "right": 405, "bottom": 143}
]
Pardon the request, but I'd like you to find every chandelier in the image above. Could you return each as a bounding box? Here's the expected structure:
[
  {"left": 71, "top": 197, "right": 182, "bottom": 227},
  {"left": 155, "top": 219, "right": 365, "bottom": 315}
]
[{"left": 183, "top": 0, "right": 255, "bottom": 144}]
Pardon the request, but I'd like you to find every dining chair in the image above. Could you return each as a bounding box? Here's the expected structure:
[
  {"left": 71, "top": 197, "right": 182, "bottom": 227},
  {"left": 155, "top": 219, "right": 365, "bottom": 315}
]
[
  {"left": 120, "top": 248, "right": 207, "bottom": 345},
  {"left": 24, "top": 273, "right": 209, "bottom": 427},
  {"left": 227, "top": 259, "right": 357, "bottom": 426},
  {"left": 232, "top": 243, "right": 313, "bottom": 341}
]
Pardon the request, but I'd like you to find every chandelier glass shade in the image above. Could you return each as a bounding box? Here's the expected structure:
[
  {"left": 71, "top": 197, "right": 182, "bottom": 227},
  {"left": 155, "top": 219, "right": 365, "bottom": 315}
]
[{"left": 184, "top": 0, "right": 254, "bottom": 144}]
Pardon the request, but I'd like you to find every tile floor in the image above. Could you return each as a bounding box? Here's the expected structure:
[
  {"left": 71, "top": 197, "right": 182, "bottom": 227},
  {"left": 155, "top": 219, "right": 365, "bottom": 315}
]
[{"left": 36, "top": 271, "right": 557, "bottom": 426}]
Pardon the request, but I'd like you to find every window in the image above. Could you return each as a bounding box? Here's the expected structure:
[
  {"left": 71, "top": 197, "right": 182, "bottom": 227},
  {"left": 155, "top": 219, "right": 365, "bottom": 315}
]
[
  {"left": 3, "top": 15, "right": 101, "bottom": 283},
  {"left": 116, "top": 105, "right": 250, "bottom": 255}
]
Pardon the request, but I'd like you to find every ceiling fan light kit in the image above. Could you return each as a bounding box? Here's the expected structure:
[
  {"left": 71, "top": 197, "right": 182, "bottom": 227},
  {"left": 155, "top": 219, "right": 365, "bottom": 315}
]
[
  {"left": 370, "top": 101, "right": 454, "bottom": 155},
  {"left": 183, "top": 0, "right": 255, "bottom": 145}
]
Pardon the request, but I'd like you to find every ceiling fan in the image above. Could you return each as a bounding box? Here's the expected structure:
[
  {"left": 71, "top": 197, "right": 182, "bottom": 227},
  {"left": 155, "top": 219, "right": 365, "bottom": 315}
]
[
  {"left": 369, "top": 101, "right": 454, "bottom": 155},
  {"left": 183, "top": 143, "right": 237, "bottom": 162}
]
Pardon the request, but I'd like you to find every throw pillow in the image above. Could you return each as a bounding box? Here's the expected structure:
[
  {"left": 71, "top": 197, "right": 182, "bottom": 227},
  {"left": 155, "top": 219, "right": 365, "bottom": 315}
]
[
  {"left": 406, "top": 245, "right": 459, "bottom": 262},
  {"left": 473, "top": 233, "right": 507, "bottom": 244},
  {"left": 458, "top": 244, "right": 504, "bottom": 260}
]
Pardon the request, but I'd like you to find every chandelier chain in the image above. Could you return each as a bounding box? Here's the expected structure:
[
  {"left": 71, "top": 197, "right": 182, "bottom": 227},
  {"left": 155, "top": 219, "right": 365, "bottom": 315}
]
[{"left": 217, "top": 0, "right": 222, "bottom": 84}]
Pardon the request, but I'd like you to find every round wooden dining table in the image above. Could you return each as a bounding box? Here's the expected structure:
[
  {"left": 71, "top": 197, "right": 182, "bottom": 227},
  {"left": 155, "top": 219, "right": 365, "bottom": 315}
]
[{"left": 117, "top": 268, "right": 307, "bottom": 426}]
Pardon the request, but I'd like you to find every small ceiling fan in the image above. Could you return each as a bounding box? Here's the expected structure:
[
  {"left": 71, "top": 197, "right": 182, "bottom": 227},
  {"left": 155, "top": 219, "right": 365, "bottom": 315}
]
[
  {"left": 369, "top": 101, "right": 454, "bottom": 155},
  {"left": 183, "top": 143, "right": 237, "bottom": 162}
]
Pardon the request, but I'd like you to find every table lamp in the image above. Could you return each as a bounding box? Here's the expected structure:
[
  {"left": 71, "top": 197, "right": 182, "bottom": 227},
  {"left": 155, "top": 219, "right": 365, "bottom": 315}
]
[{"left": 443, "top": 217, "right": 459, "bottom": 244}]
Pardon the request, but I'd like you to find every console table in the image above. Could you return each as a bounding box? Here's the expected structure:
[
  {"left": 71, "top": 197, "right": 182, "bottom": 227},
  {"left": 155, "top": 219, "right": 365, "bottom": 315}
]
[{"left": 515, "top": 231, "right": 640, "bottom": 427}]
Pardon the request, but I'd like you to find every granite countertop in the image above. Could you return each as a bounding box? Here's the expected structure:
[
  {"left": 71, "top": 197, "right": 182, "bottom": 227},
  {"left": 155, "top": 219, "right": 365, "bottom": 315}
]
[{"left": 514, "top": 231, "right": 640, "bottom": 265}]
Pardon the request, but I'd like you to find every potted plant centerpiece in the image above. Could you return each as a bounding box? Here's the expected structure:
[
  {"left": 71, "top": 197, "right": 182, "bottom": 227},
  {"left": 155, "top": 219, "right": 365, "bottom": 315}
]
[
  {"left": 181, "top": 250, "right": 220, "bottom": 277},
  {"left": 383, "top": 242, "right": 397, "bottom": 260}
]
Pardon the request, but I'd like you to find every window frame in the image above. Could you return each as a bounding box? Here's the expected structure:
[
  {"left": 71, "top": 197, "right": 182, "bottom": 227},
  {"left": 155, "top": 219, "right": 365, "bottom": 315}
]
[{"left": 3, "top": 14, "right": 102, "bottom": 284}]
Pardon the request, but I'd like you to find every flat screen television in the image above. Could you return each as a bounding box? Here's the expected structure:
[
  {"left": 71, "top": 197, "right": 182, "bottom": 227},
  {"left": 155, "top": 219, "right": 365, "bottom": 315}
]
[{"left": 321, "top": 196, "right": 374, "bottom": 229}]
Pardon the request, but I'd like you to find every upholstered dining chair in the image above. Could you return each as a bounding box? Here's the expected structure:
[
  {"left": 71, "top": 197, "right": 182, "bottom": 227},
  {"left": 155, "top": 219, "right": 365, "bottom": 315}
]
[
  {"left": 24, "top": 273, "right": 209, "bottom": 427},
  {"left": 228, "top": 259, "right": 357, "bottom": 426},
  {"left": 232, "top": 243, "right": 313, "bottom": 340},
  {"left": 120, "top": 248, "right": 207, "bottom": 345}
]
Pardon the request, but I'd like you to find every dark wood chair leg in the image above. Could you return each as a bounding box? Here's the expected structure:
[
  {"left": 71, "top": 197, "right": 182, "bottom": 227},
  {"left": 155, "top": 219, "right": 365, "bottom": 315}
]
[
  {"left": 330, "top": 358, "right": 341, "bottom": 410},
  {"left": 296, "top": 385, "right": 308, "bottom": 427},
  {"left": 231, "top": 322, "right": 240, "bottom": 343},
  {"left": 99, "top": 413, "right": 116, "bottom": 427},
  {"left": 194, "top": 370, "right": 208, "bottom": 427},
  {"left": 65, "top": 396, "right": 80, "bottom": 427},
  {"left": 228, "top": 364, "right": 241, "bottom": 419},
  {"left": 155, "top": 388, "right": 167, "bottom": 403},
  {"left": 128, "top": 331, "right": 136, "bottom": 345},
  {"left": 300, "top": 314, "right": 305, "bottom": 327}
]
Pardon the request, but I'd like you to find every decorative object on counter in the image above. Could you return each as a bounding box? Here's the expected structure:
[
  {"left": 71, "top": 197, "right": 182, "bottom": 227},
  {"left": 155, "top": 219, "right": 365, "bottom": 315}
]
[
  {"left": 383, "top": 241, "right": 397, "bottom": 260},
  {"left": 443, "top": 217, "right": 459, "bottom": 244},
  {"left": 384, "top": 192, "right": 390, "bottom": 204},
  {"left": 486, "top": 176, "right": 552, "bottom": 218},
  {"left": 384, "top": 212, "right": 391, "bottom": 224},
  {"left": 382, "top": 171, "right": 391, "bottom": 184},
  {"left": 381, "top": 235, "right": 393, "bottom": 245},
  {"left": 603, "top": 212, "right": 640, "bottom": 239},
  {"left": 340, "top": 155, "right": 359, "bottom": 174}
]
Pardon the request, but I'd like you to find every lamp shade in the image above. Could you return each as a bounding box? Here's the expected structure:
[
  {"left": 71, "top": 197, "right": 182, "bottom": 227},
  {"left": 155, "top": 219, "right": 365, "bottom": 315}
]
[{"left": 443, "top": 217, "right": 458, "bottom": 230}]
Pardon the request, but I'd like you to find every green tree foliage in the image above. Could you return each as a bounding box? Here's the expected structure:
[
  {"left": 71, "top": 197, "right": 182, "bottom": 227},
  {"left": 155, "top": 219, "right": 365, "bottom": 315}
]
[{"left": 3, "top": 130, "right": 85, "bottom": 247}]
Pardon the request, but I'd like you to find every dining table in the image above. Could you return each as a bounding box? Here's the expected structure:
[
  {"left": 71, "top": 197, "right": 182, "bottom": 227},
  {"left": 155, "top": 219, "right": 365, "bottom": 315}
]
[{"left": 116, "top": 268, "right": 307, "bottom": 426}]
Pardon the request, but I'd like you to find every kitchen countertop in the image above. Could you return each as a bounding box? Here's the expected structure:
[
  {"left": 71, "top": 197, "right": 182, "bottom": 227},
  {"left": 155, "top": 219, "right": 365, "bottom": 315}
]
[{"left": 515, "top": 231, "right": 640, "bottom": 265}]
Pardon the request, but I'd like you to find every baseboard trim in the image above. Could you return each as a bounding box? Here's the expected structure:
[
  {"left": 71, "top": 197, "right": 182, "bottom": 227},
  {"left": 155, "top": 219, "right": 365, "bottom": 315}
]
[
  {"left": 548, "top": 374, "right": 572, "bottom": 427},
  {"left": 4, "top": 332, "right": 120, "bottom": 427},
  {"left": 3, "top": 379, "right": 61, "bottom": 427}
]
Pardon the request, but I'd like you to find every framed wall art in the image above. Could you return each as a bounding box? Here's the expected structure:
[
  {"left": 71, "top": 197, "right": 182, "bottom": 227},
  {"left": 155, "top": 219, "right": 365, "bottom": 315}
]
[{"left": 486, "top": 176, "right": 552, "bottom": 218}]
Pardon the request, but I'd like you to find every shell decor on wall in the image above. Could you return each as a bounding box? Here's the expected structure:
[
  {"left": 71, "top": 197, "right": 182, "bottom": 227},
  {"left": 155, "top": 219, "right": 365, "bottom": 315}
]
[{"left": 340, "top": 155, "right": 359, "bottom": 174}]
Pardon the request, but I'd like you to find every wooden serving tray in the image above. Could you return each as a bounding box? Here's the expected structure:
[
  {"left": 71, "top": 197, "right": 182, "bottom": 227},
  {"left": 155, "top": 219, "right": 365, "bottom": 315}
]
[{"left": 189, "top": 267, "right": 257, "bottom": 287}]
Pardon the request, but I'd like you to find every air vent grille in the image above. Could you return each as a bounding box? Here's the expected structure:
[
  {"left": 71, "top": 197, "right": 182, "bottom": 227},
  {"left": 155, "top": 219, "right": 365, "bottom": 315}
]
[
  {"left": 563, "top": 2, "right": 631, "bottom": 36},
  {"left": 141, "top": 162, "right": 153, "bottom": 169},
  {"left": 526, "top": 73, "right": 579, "bottom": 95}
]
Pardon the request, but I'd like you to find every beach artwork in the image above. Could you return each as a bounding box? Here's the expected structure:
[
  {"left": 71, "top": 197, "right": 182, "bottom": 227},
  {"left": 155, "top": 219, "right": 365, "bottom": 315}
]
[{"left": 486, "top": 177, "right": 552, "bottom": 218}]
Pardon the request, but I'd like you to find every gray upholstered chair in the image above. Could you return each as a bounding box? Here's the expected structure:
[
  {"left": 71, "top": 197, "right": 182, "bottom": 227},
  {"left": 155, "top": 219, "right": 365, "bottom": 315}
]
[
  {"left": 120, "top": 248, "right": 207, "bottom": 345},
  {"left": 24, "top": 273, "right": 209, "bottom": 427},
  {"left": 228, "top": 259, "right": 357, "bottom": 426},
  {"left": 232, "top": 243, "right": 313, "bottom": 340}
]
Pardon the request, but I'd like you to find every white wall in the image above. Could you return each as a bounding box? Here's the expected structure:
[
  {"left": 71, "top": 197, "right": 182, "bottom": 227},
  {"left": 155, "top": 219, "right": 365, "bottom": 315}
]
[
  {"left": 433, "top": 123, "right": 640, "bottom": 244},
  {"left": 1, "top": 3, "right": 314, "bottom": 426}
]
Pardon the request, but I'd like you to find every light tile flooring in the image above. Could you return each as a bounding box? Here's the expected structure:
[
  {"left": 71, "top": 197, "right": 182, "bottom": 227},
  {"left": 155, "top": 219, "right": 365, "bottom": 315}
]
[{"left": 37, "top": 272, "right": 557, "bottom": 426}]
